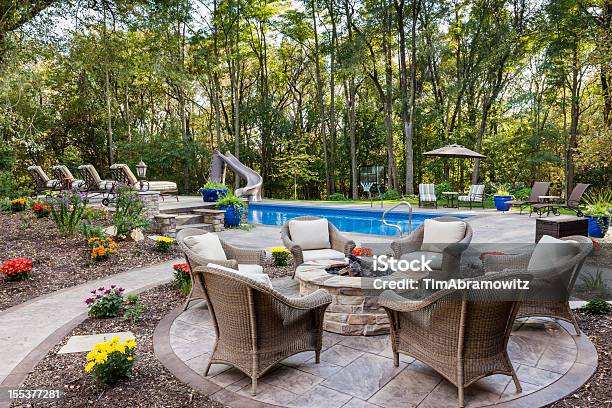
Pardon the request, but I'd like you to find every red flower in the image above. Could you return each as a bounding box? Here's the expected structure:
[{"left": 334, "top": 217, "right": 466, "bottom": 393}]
[
  {"left": 173, "top": 263, "right": 190, "bottom": 274},
  {"left": 352, "top": 247, "right": 373, "bottom": 257},
  {"left": 1, "top": 258, "right": 33, "bottom": 279}
]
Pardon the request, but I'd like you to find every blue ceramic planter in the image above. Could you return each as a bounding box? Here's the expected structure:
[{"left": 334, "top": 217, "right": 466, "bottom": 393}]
[
  {"left": 199, "top": 188, "right": 228, "bottom": 202},
  {"left": 219, "top": 204, "right": 244, "bottom": 227},
  {"left": 494, "top": 195, "right": 512, "bottom": 212},
  {"left": 585, "top": 215, "right": 609, "bottom": 238}
]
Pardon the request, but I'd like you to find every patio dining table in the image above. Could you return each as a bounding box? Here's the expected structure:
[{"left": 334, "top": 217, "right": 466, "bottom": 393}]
[{"left": 442, "top": 191, "right": 459, "bottom": 208}]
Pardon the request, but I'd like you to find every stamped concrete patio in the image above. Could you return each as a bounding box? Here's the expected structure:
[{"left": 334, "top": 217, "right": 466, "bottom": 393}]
[{"left": 155, "top": 297, "right": 597, "bottom": 408}]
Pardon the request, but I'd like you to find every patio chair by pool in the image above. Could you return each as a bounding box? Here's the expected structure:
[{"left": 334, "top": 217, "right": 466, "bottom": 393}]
[
  {"left": 379, "top": 271, "right": 532, "bottom": 408},
  {"left": 531, "top": 183, "right": 590, "bottom": 217},
  {"left": 195, "top": 265, "right": 332, "bottom": 396},
  {"left": 281, "top": 216, "right": 356, "bottom": 278},
  {"left": 177, "top": 228, "right": 266, "bottom": 310},
  {"left": 52, "top": 165, "right": 85, "bottom": 191},
  {"left": 77, "top": 164, "right": 116, "bottom": 205},
  {"left": 418, "top": 183, "right": 437, "bottom": 208},
  {"left": 483, "top": 235, "right": 592, "bottom": 335},
  {"left": 109, "top": 163, "right": 178, "bottom": 201},
  {"left": 457, "top": 184, "right": 485, "bottom": 209},
  {"left": 390, "top": 217, "right": 472, "bottom": 280},
  {"left": 505, "top": 181, "right": 551, "bottom": 215},
  {"left": 27, "top": 165, "right": 61, "bottom": 195}
]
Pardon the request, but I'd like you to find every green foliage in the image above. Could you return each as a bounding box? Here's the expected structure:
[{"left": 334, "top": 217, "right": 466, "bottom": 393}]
[
  {"left": 0, "top": 198, "right": 11, "bottom": 212},
  {"left": 173, "top": 264, "right": 192, "bottom": 297},
  {"left": 83, "top": 206, "right": 108, "bottom": 222},
  {"left": 380, "top": 189, "right": 401, "bottom": 200},
  {"left": 86, "top": 286, "right": 124, "bottom": 318},
  {"left": 493, "top": 184, "right": 511, "bottom": 197},
  {"left": 216, "top": 193, "right": 244, "bottom": 212},
  {"left": 154, "top": 236, "right": 175, "bottom": 252},
  {"left": 201, "top": 182, "right": 227, "bottom": 190},
  {"left": 123, "top": 294, "right": 144, "bottom": 323},
  {"left": 327, "top": 192, "right": 347, "bottom": 201},
  {"left": 580, "top": 268, "right": 609, "bottom": 297},
  {"left": 0, "top": 171, "right": 17, "bottom": 198},
  {"left": 435, "top": 182, "right": 453, "bottom": 200},
  {"left": 112, "top": 188, "right": 150, "bottom": 237},
  {"left": 584, "top": 190, "right": 612, "bottom": 217},
  {"left": 511, "top": 187, "right": 531, "bottom": 200},
  {"left": 79, "top": 222, "right": 106, "bottom": 241},
  {"left": 271, "top": 248, "right": 290, "bottom": 267},
  {"left": 50, "top": 192, "right": 86, "bottom": 235},
  {"left": 581, "top": 298, "right": 611, "bottom": 315}
]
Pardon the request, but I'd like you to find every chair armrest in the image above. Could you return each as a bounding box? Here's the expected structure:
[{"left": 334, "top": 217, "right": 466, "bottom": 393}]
[
  {"left": 379, "top": 289, "right": 454, "bottom": 313},
  {"left": 482, "top": 252, "right": 531, "bottom": 273},
  {"left": 180, "top": 242, "right": 239, "bottom": 270},
  {"left": 277, "top": 289, "right": 332, "bottom": 310},
  {"left": 222, "top": 241, "right": 265, "bottom": 265},
  {"left": 390, "top": 229, "right": 424, "bottom": 258},
  {"left": 281, "top": 229, "right": 304, "bottom": 266},
  {"left": 330, "top": 230, "right": 356, "bottom": 255}
]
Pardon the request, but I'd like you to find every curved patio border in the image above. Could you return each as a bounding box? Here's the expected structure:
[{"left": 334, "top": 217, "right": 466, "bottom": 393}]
[{"left": 154, "top": 305, "right": 599, "bottom": 408}]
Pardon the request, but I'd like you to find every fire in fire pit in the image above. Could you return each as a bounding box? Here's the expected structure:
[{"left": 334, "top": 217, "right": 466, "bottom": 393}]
[{"left": 325, "top": 254, "right": 390, "bottom": 277}]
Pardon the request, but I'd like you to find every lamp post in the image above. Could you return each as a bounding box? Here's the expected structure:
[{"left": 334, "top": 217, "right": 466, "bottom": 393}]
[{"left": 136, "top": 161, "right": 147, "bottom": 191}]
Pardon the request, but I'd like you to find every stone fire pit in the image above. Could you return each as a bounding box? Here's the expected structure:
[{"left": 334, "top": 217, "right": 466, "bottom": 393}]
[{"left": 296, "top": 260, "right": 413, "bottom": 336}]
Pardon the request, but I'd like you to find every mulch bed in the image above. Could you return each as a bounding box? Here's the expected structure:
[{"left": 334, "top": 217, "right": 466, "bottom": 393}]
[
  {"left": 0, "top": 212, "right": 180, "bottom": 311},
  {"left": 13, "top": 282, "right": 224, "bottom": 408},
  {"left": 547, "top": 311, "right": 612, "bottom": 407}
]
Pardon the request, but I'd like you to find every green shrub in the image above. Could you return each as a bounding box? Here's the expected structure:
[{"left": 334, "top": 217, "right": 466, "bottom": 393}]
[
  {"left": 85, "top": 286, "right": 125, "bottom": 318},
  {"left": 201, "top": 181, "right": 227, "bottom": 190},
  {"left": 580, "top": 268, "right": 608, "bottom": 296},
  {"left": 271, "top": 247, "right": 291, "bottom": 267},
  {"left": 112, "top": 187, "right": 150, "bottom": 237},
  {"left": 582, "top": 298, "right": 611, "bottom": 315},
  {"left": 0, "top": 198, "right": 11, "bottom": 212},
  {"left": 435, "top": 182, "right": 453, "bottom": 200},
  {"left": 154, "top": 236, "right": 175, "bottom": 252},
  {"left": 50, "top": 192, "right": 86, "bottom": 235},
  {"left": 85, "top": 337, "right": 137, "bottom": 386},
  {"left": 511, "top": 186, "right": 531, "bottom": 200},
  {"left": 0, "top": 171, "right": 17, "bottom": 198},
  {"left": 123, "top": 294, "right": 144, "bottom": 323},
  {"left": 327, "top": 192, "right": 347, "bottom": 201},
  {"left": 380, "top": 189, "right": 401, "bottom": 200},
  {"left": 79, "top": 222, "right": 106, "bottom": 240},
  {"left": 216, "top": 192, "right": 244, "bottom": 211},
  {"left": 492, "top": 183, "right": 511, "bottom": 196},
  {"left": 83, "top": 206, "right": 108, "bottom": 222}
]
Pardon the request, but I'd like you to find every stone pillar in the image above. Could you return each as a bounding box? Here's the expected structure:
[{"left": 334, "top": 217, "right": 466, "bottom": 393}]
[
  {"left": 152, "top": 214, "right": 177, "bottom": 237},
  {"left": 137, "top": 191, "right": 160, "bottom": 220}
]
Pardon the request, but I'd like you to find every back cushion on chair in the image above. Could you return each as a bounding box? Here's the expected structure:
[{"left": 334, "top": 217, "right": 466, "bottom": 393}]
[
  {"left": 288, "top": 219, "right": 331, "bottom": 250},
  {"left": 208, "top": 263, "right": 273, "bottom": 288},
  {"left": 421, "top": 219, "right": 467, "bottom": 253},
  {"left": 528, "top": 235, "right": 579, "bottom": 272},
  {"left": 183, "top": 233, "right": 227, "bottom": 260}
]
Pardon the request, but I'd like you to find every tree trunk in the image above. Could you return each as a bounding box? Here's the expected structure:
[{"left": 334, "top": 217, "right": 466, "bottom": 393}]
[
  {"left": 384, "top": 1, "right": 400, "bottom": 190},
  {"left": 311, "top": 0, "right": 332, "bottom": 196},
  {"left": 405, "top": 0, "right": 418, "bottom": 194},
  {"left": 327, "top": 0, "right": 337, "bottom": 194},
  {"left": 105, "top": 69, "right": 114, "bottom": 166},
  {"left": 344, "top": 0, "right": 358, "bottom": 199},
  {"left": 567, "top": 45, "right": 580, "bottom": 199}
]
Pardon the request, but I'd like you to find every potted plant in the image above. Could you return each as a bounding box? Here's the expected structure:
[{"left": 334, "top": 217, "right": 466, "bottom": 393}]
[
  {"left": 493, "top": 185, "right": 512, "bottom": 212},
  {"left": 199, "top": 182, "right": 228, "bottom": 202},
  {"left": 216, "top": 193, "right": 244, "bottom": 227},
  {"left": 583, "top": 190, "right": 611, "bottom": 238}
]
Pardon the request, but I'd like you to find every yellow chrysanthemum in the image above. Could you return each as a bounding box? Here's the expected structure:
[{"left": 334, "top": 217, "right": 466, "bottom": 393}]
[
  {"left": 85, "top": 361, "right": 95, "bottom": 373},
  {"left": 111, "top": 336, "right": 120, "bottom": 343},
  {"left": 271, "top": 247, "right": 289, "bottom": 253}
]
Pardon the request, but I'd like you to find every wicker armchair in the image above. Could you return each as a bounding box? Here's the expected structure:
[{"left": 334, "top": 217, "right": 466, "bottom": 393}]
[
  {"left": 280, "top": 216, "right": 356, "bottom": 277},
  {"left": 195, "top": 265, "right": 332, "bottom": 395},
  {"left": 390, "top": 217, "right": 473, "bottom": 280},
  {"left": 379, "top": 272, "right": 532, "bottom": 407},
  {"left": 482, "top": 235, "right": 592, "bottom": 335},
  {"left": 177, "top": 228, "right": 266, "bottom": 310}
]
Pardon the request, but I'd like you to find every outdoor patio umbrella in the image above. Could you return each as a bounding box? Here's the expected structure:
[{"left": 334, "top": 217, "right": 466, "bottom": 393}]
[{"left": 423, "top": 144, "right": 486, "bottom": 190}]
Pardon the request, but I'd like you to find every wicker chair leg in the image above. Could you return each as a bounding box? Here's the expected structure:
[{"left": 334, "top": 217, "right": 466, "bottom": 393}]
[
  {"left": 315, "top": 350, "right": 321, "bottom": 363},
  {"left": 251, "top": 377, "right": 258, "bottom": 396},
  {"left": 392, "top": 352, "right": 399, "bottom": 367},
  {"left": 182, "top": 298, "right": 192, "bottom": 311},
  {"left": 203, "top": 361, "right": 212, "bottom": 376},
  {"left": 511, "top": 370, "right": 522, "bottom": 393},
  {"left": 569, "top": 313, "right": 581, "bottom": 336},
  {"left": 458, "top": 385, "right": 465, "bottom": 407}
]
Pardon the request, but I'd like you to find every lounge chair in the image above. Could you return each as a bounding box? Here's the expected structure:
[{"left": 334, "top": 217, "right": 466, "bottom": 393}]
[
  {"left": 195, "top": 265, "right": 332, "bottom": 395},
  {"left": 505, "top": 181, "right": 551, "bottom": 214},
  {"left": 280, "top": 216, "right": 356, "bottom": 278},
  {"left": 177, "top": 227, "right": 266, "bottom": 310},
  {"left": 27, "top": 165, "right": 61, "bottom": 195},
  {"left": 52, "top": 165, "right": 86, "bottom": 191},
  {"left": 77, "top": 164, "right": 117, "bottom": 206},
  {"left": 390, "top": 217, "right": 472, "bottom": 280},
  {"left": 531, "top": 183, "right": 590, "bottom": 217},
  {"left": 109, "top": 163, "right": 179, "bottom": 201},
  {"left": 380, "top": 271, "right": 531, "bottom": 407},
  {"left": 457, "top": 184, "right": 485, "bottom": 209},
  {"left": 418, "top": 183, "right": 437, "bottom": 208},
  {"left": 483, "top": 235, "right": 592, "bottom": 335}
]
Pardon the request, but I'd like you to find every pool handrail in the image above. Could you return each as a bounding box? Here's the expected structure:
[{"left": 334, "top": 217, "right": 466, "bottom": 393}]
[{"left": 382, "top": 201, "right": 412, "bottom": 237}]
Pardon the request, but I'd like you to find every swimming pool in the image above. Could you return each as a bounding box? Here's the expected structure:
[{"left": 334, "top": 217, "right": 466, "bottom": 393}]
[{"left": 248, "top": 203, "right": 467, "bottom": 236}]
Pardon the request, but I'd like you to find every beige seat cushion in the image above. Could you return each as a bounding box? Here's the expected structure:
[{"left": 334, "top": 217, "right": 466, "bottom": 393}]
[
  {"left": 208, "top": 263, "right": 272, "bottom": 288},
  {"left": 528, "top": 235, "right": 579, "bottom": 272},
  {"left": 421, "top": 219, "right": 467, "bottom": 253},
  {"left": 46, "top": 179, "right": 60, "bottom": 188},
  {"left": 98, "top": 180, "right": 115, "bottom": 191},
  {"left": 183, "top": 233, "right": 227, "bottom": 260},
  {"left": 147, "top": 181, "right": 177, "bottom": 191},
  {"left": 302, "top": 248, "right": 345, "bottom": 263},
  {"left": 400, "top": 251, "right": 443, "bottom": 270},
  {"left": 288, "top": 219, "right": 331, "bottom": 250},
  {"left": 238, "top": 264, "right": 264, "bottom": 274}
]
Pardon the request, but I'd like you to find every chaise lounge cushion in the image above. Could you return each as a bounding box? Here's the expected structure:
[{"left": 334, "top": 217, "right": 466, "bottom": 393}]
[
  {"left": 302, "top": 249, "right": 346, "bottom": 263},
  {"left": 421, "top": 219, "right": 467, "bottom": 253},
  {"left": 146, "top": 181, "right": 178, "bottom": 191},
  {"left": 528, "top": 235, "right": 579, "bottom": 272},
  {"left": 208, "top": 263, "right": 272, "bottom": 288},
  {"left": 46, "top": 179, "right": 60, "bottom": 188},
  {"left": 183, "top": 233, "right": 227, "bottom": 260},
  {"left": 288, "top": 218, "right": 331, "bottom": 250},
  {"left": 400, "top": 251, "right": 443, "bottom": 270}
]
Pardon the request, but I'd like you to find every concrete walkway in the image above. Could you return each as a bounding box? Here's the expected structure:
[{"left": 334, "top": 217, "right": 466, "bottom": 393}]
[{"left": 0, "top": 259, "right": 180, "bottom": 385}]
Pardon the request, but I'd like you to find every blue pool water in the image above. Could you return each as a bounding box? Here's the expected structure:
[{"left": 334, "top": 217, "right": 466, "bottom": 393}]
[{"left": 248, "top": 203, "right": 466, "bottom": 236}]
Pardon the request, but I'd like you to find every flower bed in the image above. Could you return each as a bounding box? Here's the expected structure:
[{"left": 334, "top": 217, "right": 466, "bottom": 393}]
[
  {"left": 14, "top": 283, "right": 223, "bottom": 407},
  {"left": 0, "top": 211, "right": 180, "bottom": 311}
]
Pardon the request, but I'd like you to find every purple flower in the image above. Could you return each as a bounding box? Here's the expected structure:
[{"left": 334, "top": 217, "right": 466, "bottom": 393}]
[
  {"left": 111, "top": 285, "right": 116, "bottom": 289},
  {"left": 118, "top": 287, "right": 125, "bottom": 292},
  {"left": 90, "top": 290, "right": 96, "bottom": 294},
  {"left": 85, "top": 298, "right": 94, "bottom": 304},
  {"left": 98, "top": 287, "right": 105, "bottom": 291},
  {"left": 104, "top": 289, "right": 111, "bottom": 294},
  {"left": 95, "top": 294, "right": 102, "bottom": 299}
]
